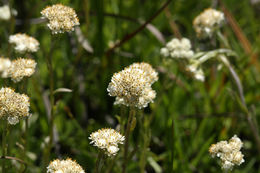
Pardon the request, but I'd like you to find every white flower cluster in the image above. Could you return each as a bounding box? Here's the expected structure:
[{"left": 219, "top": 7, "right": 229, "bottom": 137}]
[
  {"left": 209, "top": 135, "right": 245, "bottom": 170},
  {"left": 193, "top": 8, "right": 225, "bottom": 38},
  {"left": 41, "top": 4, "right": 80, "bottom": 34},
  {"left": 160, "top": 38, "right": 194, "bottom": 59},
  {"left": 0, "top": 57, "right": 11, "bottom": 78},
  {"left": 107, "top": 62, "right": 158, "bottom": 109},
  {"left": 89, "top": 128, "right": 125, "bottom": 156},
  {"left": 7, "top": 58, "right": 37, "bottom": 83},
  {"left": 9, "top": 33, "right": 40, "bottom": 53},
  {"left": 47, "top": 158, "right": 85, "bottom": 173},
  {"left": 0, "top": 87, "right": 30, "bottom": 125},
  {"left": 186, "top": 59, "right": 205, "bottom": 82},
  {"left": 0, "top": 5, "right": 17, "bottom": 21}
]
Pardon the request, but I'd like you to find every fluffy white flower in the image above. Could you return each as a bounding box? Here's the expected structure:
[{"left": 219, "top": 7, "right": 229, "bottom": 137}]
[
  {"left": 47, "top": 158, "right": 85, "bottom": 173},
  {"left": 0, "top": 57, "right": 11, "bottom": 78},
  {"left": 0, "top": 5, "right": 17, "bottom": 20},
  {"left": 160, "top": 38, "right": 194, "bottom": 59},
  {"left": 9, "top": 33, "right": 40, "bottom": 53},
  {"left": 209, "top": 135, "right": 245, "bottom": 170},
  {"left": 193, "top": 8, "right": 225, "bottom": 38},
  {"left": 89, "top": 128, "right": 125, "bottom": 156}
]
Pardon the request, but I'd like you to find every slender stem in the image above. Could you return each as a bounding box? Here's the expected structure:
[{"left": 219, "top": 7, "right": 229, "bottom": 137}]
[
  {"left": 1, "top": 120, "right": 7, "bottom": 172},
  {"left": 122, "top": 107, "right": 135, "bottom": 173},
  {"left": 219, "top": 55, "right": 260, "bottom": 153},
  {"left": 95, "top": 151, "right": 104, "bottom": 173}
]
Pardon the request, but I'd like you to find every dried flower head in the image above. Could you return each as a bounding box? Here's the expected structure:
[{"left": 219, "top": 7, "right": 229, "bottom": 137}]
[
  {"left": 47, "top": 158, "right": 85, "bottom": 173},
  {"left": 160, "top": 38, "right": 194, "bottom": 59},
  {"left": 107, "top": 62, "right": 158, "bottom": 109},
  {"left": 8, "top": 58, "right": 37, "bottom": 83},
  {"left": 89, "top": 128, "right": 125, "bottom": 156},
  {"left": 9, "top": 33, "right": 39, "bottom": 53},
  {"left": 0, "top": 87, "right": 30, "bottom": 125},
  {"left": 41, "top": 4, "right": 80, "bottom": 34},
  {"left": 209, "top": 135, "right": 244, "bottom": 170},
  {"left": 0, "top": 5, "right": 17, "bottom": 20},
  {"left": 0, "top": 57, "right": 11, "bottom": 78},
  {"left": 193, "top": 8, "right": 224, "bottom": 38}
]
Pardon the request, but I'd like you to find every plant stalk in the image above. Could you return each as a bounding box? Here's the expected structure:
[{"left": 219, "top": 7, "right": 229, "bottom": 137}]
[
  {"left": 95, "top": 151, "right": 104, "bottom": 173},
  {"left": 2, "top": 120, "right": 7, "bottom": 172},
  {"left": 122, "top": 107, "right": 135, "bottom": 173}
]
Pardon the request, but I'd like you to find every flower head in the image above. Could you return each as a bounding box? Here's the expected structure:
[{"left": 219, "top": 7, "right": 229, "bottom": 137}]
[
  {"left": 160, "top": 38, "right": 194, "bottom": 59},
  {"left": 107, "top": 62, "right": 158, "bottom": 109},
  {"left": 0, "top": 5, "right": 17, "bottom": 20},
  {"left": 0, "top": 87, "right": 30, "bottom": 125},
  {"left": 0, "top": 57, "right": 11, "bottom": 78},
  {"left": 209, "top": 135, "right": 244, "bottom": 170},
  {"left": 41, "top": 4, "right": 80, "bottom": 34},
  {"left": 9, "top": 33, "right": 39, "bottom": 53},
  {"left": 89, "top": 128, "right": 125, "bottom": 156},
  {"left": 7, "top": 58, "right": 37, "bottom": 83},
  {"left": 186, "top": 59, "right": 205, "bottom": 82},
  {"left": 47, "top": 158, "right": 85, "bottom": 173},
  {"left": 193, "top": 8, "right": 225, "bottom": 38}
]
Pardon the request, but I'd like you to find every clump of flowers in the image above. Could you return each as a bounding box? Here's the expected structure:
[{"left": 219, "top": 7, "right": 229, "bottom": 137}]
[
  {"left": 41, "top": 4, "right": 80, "bottom": 34},
  {"left": 9, "top": 33, "right": 39, "bottom": 53},
  {"left": 47, "top": 158, "right": 85, "bottom": 173},
  {"left": 209, "top": 135, "right": 245, "bottom": 170},
  {"left": 0, "top": 87, "right": 30, "bottom": 125},
  {"left": 7, "top": 58, "right": 37, "bottom": 83},
  {"left": 0, "top": 57, "right": 11, "bottom": 78},
  {"left": 0, "top": 5, "right": 17, "bottom": 20},
  {"left": 193, "top": 8, "right": 225, "bottom": 38},
  {"left": 89, "top": 128, "right": 125, "bottom": 156},
  {"left": 107, "top": 62, "right": 158, "bottom": 109},
  {"left": 160, "top": 38, "right": 194, "bottom": 59}
]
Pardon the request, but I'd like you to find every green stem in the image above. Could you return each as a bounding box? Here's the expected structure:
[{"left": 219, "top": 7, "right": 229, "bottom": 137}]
[
  {"left": 95, "top": 151, "right": 104, "bottom": 173},
  {"left": 122, "top": 107, "right": 135, "bottom": 173},
  {"left": 2, "top": 120, "right": 7, "bottom": 172}
]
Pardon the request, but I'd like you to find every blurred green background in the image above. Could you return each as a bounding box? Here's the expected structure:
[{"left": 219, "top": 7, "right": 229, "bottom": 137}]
[{"left": 0, "top": 0, "right": 260, "bottom": 172}]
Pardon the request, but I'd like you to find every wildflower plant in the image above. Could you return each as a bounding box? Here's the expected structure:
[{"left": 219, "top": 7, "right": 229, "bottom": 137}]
[
  {"left": 9, "top": 33, "right": 40, "bottom": 53},
  {"left": 47, "top": 158, "right": 85, "bottom": 173}
]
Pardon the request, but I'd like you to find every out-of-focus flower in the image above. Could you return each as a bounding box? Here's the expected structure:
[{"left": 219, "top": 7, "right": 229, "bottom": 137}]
[
  {"left": 89, "top": 128, "right": 125, "bottom": 156},
  {"left": 0, "top": 5, "right": 17, "bottom": 20},
  {"left": 47, "top": 158, "right": 85, "bottom": 173},
  {"left": 0, "top": 57, "right": 11, "bottom": 78},
  {"left": 160, "top": 38, "right": 194, "bottom": 59},
  {"left": 193, "top": 8, "right": 224, "bottom": 38},
  {"left": 9, "top": 33, "right": 40, "bottom": 53},
  {"left": 0, "top": 87, "right": 30, "bottom": 125},
  {"left": 41, "top": 4, "right": 80, "bottom": 34},
  {"left": 209, "top": 135, "right": 244, "bottom": 170},
  {"left": 107, "top": 62, "right": 158, "bottom": 109},
  {"left": 7, "top": 58, "right": 37, "bottom": 83},
  {"left": 186, "top": 59, "right": 205, "bottom": 82}
]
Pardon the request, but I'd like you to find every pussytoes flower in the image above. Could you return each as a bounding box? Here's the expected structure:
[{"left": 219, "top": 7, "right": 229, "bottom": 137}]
[
  {"left": 0, "top": 5, "right": 17, "bottom": 20},
  {"left": 160, "top": 38, "right": 194, "bottom": 59},
  {"left": 0, "top": 87, "right": 30, "bottom": 125},
  {"left": 107, "top": 62, "right": 158, "bottom": 109},
  {"left": 186, "top": 59, "right": 205, "bottom": 82},
  {"left": 7, "top": 58, "right": 37, "bottom": 83},
  {"left": 41, "top": 4, "right": 80, "bottom": 34},
  {"left": 0, "top": 57, "right": 11, "bottom": 78},
  {"left": 209, "top": 135, "right": 244, "bottom": 170},
  {"left": 193, "top": 8, "right": 224, "bottom": 38},
  {"left": 89, "top": 128, "right": 125, "bottom": 156},
  {"left": 47, "top": 158, "right": 85, "bottom": 173},
  {"left": 9, "top": 33, "right": 39, "bottom": 53}
]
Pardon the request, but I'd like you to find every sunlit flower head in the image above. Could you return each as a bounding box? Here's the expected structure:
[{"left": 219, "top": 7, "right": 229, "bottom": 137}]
[
  {"left": 0, "top": 87, "right": 30, "bottom": 125},
  {"left": 8, "top": 58, "right": 37, "bottom": 83},
  {"left": 9, "top": 33, "right": 39, "bottom": 53},
  {"left": 41, "top": 4, "right": 80, "bottom": 34},
  {"left": 186, "top": 59, "right": 205, "bottom": 82},
  {"left": 107, "top": 62, "right": 158, "bottom": 109},
  {"left": 89, "top": 128, "right": 125, "bottom": 156},
  {"left": 0, "top": 57, "right": 11, "bottom": 78},
  {"left": 193, "top": 8, "right": 224, "bottom": 38},
  {"left": 160, "top": 38, "right": 194, "bottom": 59},
  {"left": 47, "top": 158, "right": 85, "bottom": 173},
  {"left": 209, "top": 135, "right": 244, "bottom": 170}
]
